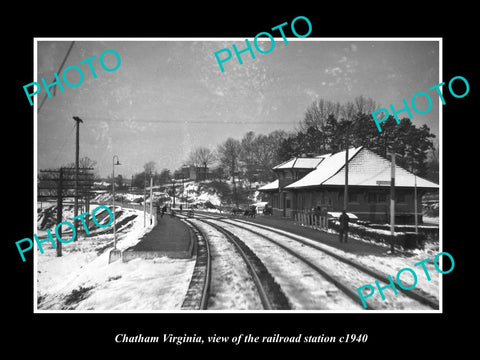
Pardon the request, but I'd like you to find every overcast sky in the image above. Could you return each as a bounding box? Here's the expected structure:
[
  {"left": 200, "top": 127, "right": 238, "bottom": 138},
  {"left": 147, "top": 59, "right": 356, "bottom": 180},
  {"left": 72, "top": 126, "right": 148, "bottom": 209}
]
[{"left": 36, "top": 39, "right": 440, "bottom": 178}]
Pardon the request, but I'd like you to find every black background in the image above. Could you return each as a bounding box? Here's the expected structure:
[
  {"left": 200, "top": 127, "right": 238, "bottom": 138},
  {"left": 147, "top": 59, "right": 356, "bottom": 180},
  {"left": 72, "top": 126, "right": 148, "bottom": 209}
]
[{"left": 5, "top": 4, "right": 473, "bottom": 355}]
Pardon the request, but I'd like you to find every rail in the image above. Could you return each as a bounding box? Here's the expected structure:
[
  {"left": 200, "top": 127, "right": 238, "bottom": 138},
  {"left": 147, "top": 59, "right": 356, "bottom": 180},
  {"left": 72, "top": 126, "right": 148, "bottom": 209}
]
[
  {"left": 214, "top": 216, "right": 439, "bottom": 310},
  {"left": 180, "top": 219, "right": 211, "bottom": 310},
  {"left": 196, "top": 218, "right": 290, "bottom": 310}
]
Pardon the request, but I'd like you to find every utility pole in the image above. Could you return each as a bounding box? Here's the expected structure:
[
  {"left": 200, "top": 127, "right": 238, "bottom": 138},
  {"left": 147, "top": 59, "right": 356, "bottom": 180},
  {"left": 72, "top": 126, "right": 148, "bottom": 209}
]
[
  {"left": 414, "top": 173, "right": 418, "bottom": 234},
  {"left": 387, "top": 152, "right": 401, "bottom": 253},
  {"left": 182, "top": 175, "right": 185, "bottom": 209},
  {"left": 39, "top": 167, "right": 94, "bottom": 253},
  {"left": 144, "top": 172, "right": 147, "bottom": 227},
  {"left": 232, "top": 172, "right": 238, "bottom": 207},
  {"left": 112, "top": 155, "right": 121, "bottom": 249},
  {"left": 56, "top": 168, "right": 64, "bottom": 257},
  {"left": 149, "top": 175, "right": 153, "bottom": 225},
  {"left": 343, "top": 129, "right": 349, "bottom": 212},
  {"left": 72, "top": 116, "right": 83, "bottom": 240},
  {"left": 172, "top": 179, "right": 176, "bottom": 208}
]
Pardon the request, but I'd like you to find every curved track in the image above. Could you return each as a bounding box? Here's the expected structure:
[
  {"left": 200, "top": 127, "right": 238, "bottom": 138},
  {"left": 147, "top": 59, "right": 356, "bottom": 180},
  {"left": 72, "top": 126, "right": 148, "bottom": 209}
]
[
  {"left": 180, "top": 219, "right": 211, "bottom": 310},
  {"left": 181, "top": 216, "right": 290, "bottom": 310},
  {"left": 194, "top": 212, "right": 438, "bottom": 310}
]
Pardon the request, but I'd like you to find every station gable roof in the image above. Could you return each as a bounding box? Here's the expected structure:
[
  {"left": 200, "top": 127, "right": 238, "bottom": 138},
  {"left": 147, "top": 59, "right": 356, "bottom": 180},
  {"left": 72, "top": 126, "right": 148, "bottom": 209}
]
[
  {"left": 284, "top": 147, "right": 438, "bottom": 190},
  {"left": 258, "top": 179, "right": 279, "bottom": 191}
]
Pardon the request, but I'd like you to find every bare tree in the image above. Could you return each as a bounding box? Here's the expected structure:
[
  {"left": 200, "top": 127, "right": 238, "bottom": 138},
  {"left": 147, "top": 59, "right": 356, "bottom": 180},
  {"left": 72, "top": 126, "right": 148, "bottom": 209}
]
[
  {"left": 65, "top": 156, "right": 99, "bottom": 180},
  {"left": 302, "top": 96, "right": 378, "bottom": 132},
  {"left": 143, "top": 161, "right": 156, "bottom": 185},
  {"left": 302, "top": 98, "right": 342, "bottom": 131},
  {"left": 144, "top": 161, "right": 156, "bottom": 175},
  {"left": 353, "top": 95, "right": 378, "bottom": 115},
  {"left": 188, "top": 146, "right": 216, "bottom": 180},
  {"left": 239, "top": 131, "right": 256, "bottom": 170},
  {"left": 217, "top": 138, "right": 241, "bottom": 205},
  {"left": 78, "top": 156, "right": 97, "bottom": 169}
]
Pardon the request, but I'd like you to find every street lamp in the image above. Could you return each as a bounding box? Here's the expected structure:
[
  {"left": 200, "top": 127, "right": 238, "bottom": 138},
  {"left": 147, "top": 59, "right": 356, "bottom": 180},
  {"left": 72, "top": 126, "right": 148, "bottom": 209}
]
[{"left": 112, "top": 155, "right": 121, "bottom": 249}]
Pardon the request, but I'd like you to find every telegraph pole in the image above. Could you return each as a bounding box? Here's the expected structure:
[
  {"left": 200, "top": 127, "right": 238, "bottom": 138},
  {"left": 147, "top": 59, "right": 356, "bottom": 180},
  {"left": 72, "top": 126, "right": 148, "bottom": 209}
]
[
  {"left": 387, "top": 152, "right": 401, "bottom": 253},
  {"left": 39, "top": 167, "right": 94, "bottom": 254},
  {"left": 73, "top": 116, "right": 83, "bottom": 240},
  {"left": 56, "top": 168, "right": 64, "bottom": 257},
  {"left": 112, "top": 155, "right": 121, "bottom": 249},
  {"left": 344, "top": 129, "right": 349, "bottom": 211},
  {"left": 150, "top": 175, "right": 153, "bottom": 224},
  {"left": 144, "top": 172, "right": 147, "bottom": 227},
  {"left": 414, "top": 173, "right": 418, "bottom": 234}
]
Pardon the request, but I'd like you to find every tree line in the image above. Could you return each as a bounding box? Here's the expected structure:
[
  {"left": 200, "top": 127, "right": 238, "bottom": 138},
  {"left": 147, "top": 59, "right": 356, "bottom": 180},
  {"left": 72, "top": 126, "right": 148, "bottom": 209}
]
[
  {"left": 129, "top": 95, "right": 439, "bottom": 190},
  {"left": 278, "top": 96, "right": 437, "bottom": 178},
  {"left": 211, "top": 96, "right": 438, "bottom": 184},
  {"left": 39, "top": 94, "right": 438, "bottom": 197}
]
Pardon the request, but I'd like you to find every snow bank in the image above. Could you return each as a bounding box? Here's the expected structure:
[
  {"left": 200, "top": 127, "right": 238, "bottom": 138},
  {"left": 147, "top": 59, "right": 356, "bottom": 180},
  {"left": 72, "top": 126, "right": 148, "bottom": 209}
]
[{"left": 36, "top": 207, "right": 196, "bottom": 311}]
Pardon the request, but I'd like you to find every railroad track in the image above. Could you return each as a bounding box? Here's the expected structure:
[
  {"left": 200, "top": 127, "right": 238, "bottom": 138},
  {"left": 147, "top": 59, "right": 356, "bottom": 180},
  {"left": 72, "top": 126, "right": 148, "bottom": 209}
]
[
  {"left": 180, "top": 219, "right": 211, "bottom": 310},
  {"left": 180, "top": 214, "right": 290, "bottom": 310},
  {"left": 198, "top": 218, "right": 290, "bottom": 310},
  {"left": 196, "top": 213, "right": 438, "bottom": 310}
]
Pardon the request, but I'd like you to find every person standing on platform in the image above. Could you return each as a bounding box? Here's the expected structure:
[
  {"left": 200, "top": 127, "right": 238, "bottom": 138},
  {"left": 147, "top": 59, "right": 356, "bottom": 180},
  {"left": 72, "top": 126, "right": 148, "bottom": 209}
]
[{"left": 339, "top": 210, "right": 350, "bottom": 243}]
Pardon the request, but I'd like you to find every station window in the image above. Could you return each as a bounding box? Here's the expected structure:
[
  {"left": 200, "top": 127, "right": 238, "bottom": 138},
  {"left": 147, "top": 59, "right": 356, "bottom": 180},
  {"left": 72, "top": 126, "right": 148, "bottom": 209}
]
[
  {"left": 368, "top": 192, "right": 387, "bottom": 203},
  {"left": 349, "top": 191, "right": 359, "bottom": 203},
  {"left": 378, "top": 192, "right": 386, "bottom": 203},
  {"left": 396, "top": 192, "right": 406, "bottom": 203}
]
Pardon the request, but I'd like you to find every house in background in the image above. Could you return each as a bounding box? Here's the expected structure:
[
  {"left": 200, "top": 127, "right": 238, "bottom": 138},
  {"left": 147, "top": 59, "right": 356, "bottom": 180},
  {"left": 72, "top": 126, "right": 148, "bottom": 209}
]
[
  {"left": 259, "top": 146, "right": 439, "bottom": 224},
  {"left": 175, "top": 165, "right": 210, "bottom": 181}
]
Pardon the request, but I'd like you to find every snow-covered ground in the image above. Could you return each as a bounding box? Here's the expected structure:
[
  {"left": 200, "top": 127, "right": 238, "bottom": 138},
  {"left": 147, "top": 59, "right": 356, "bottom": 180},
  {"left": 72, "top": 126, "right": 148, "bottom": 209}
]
[
  {"left": 35, "top": 183, "right": 441, "bottom": 312},
  {"left": 191, "top": 220, "right": 263, "bottom": 310},
  {"left": 213, "top": 221, "right": 363, "bottom": 310},
  {"left": 36, "top": 207, "right": 196, "bottom": 312},
  {"left": 220, "top": 218, "right": 440, "bottom": 311}
]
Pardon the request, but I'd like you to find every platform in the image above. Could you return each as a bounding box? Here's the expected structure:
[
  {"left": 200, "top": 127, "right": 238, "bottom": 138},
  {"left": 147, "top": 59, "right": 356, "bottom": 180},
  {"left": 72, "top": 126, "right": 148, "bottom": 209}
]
[{"left": 110, "top": 215, "right": 195, "bottom": 263}]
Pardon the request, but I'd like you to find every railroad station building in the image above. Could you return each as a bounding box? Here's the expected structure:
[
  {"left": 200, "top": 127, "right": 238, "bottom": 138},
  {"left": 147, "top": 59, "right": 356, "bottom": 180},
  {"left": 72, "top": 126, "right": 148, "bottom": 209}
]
[{"left": 258, "top": 146, "right": 439, "bottom": 224}]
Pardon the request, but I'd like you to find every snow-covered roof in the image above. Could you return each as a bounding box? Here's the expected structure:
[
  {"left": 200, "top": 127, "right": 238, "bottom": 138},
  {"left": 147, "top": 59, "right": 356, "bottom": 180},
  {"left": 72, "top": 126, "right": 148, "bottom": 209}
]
[
  {"left": 273, "top": 156, "right": 325, "bottom": 170},
  {"left": 285, "top": 147, "right": 438, "bottom": 190},
  {"left": 285, "top": 147, "right": 362, "bottom": 189},
  {"left": 258, "top": 179, "right": 279, "bottom": 191}
]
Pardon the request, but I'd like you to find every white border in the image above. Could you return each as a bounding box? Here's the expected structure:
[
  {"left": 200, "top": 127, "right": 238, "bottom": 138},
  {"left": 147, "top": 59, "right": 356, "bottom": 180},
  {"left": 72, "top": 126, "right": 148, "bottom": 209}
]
[{"left": 33, "top": 37, "right": 442, "bottom": 314}]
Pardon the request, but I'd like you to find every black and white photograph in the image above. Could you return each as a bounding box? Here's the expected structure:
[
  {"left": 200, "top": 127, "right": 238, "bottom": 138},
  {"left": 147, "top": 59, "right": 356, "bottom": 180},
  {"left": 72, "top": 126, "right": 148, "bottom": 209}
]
[
  {"left": 32, "top": 38, "right": 443, "bottom": 313},
  {"left": 6, "top": 7, "right": 473, "bottom": 354}
]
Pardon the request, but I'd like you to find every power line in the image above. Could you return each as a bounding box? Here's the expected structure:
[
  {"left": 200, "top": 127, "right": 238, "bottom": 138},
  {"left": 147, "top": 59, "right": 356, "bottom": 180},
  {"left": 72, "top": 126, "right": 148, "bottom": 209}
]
[
  {"left": 38, "top": 41, "right": 75, "bottom": 112},
  {"left": 78, "top": 116, "right": 296, "bottom": 125}
]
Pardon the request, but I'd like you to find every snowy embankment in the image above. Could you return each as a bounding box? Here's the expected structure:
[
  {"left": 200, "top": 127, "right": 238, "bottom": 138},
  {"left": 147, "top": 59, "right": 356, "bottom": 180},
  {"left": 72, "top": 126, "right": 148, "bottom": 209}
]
[
  {"left": 36, "top": 206, "right": 195, "bottom": 311},
  {"left": 225, "top": 219, "right": 440, "bottom": 310}
]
